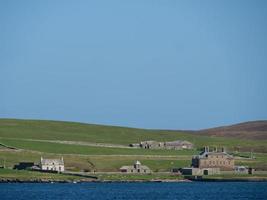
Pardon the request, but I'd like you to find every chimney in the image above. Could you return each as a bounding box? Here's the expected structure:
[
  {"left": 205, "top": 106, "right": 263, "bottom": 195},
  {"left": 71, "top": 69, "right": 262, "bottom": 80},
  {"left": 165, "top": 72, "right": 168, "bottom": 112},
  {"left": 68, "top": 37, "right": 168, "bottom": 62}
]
[
  {"left": 204, "top": 146, "right": 209, "bottom": 152},
  {"left": 215, "top": 146, "right": 218, "bottom": 152}
]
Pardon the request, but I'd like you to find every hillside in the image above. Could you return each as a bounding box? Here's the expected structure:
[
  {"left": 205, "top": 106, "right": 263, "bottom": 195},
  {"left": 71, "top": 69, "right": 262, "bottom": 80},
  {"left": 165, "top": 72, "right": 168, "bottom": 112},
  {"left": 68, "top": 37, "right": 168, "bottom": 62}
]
[
  {"left": 0, "top": 118, "right": 266, "bottom": 152},
  {"left": 0, "top": 118, "right": 267, "bottom": 172},
  {"left": 197, "top": 121, "right": 267, "bottom": 140}
]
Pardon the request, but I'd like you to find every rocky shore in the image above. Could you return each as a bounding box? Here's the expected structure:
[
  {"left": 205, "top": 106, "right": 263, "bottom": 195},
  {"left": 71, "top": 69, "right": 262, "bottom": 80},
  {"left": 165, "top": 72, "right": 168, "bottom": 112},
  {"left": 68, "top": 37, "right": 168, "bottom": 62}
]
[{"left": 1, "top": 177, "right": 267, "bottom": 183}]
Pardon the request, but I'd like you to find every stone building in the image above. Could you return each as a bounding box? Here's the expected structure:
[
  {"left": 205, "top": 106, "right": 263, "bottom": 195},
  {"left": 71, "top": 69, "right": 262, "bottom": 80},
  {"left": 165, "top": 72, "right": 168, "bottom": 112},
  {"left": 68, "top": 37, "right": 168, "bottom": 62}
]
[
  {"left": 134, "top": 140, "right": 193, "bottom": 150},
  {"left": 164, "top": 140, "right": 193, "bottom": 150},
  {"left": 40, "top": 157, "right": 65, "bottom": 172},
  {"left": 140, "top": 141, "right": 164, "bottom": 149},
  {"left": 120, "top": 161, "right": 151, "bottom": 174},
  {"left": 180, "top": 167, "right": 220, "bottom": 176},
  {"left": 13, "top": 162, "right": 35, "bottom": 170},
  {"left": 192, "top": 147, "right": 234, "bottom": 170}
]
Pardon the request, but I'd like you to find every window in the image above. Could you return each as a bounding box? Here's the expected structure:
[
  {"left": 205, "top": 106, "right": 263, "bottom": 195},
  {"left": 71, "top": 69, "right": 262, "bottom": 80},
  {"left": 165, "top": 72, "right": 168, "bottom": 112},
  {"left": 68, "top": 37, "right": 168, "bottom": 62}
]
[{"left": 137, "top": 169, "right": 140, "bottom": 173}]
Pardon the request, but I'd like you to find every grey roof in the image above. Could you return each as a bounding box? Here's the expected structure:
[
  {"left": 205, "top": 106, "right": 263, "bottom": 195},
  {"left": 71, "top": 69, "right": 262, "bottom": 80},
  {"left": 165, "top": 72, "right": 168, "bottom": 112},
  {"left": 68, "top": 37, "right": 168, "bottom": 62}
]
[
  {"left": 195, "top": 151, "right": 233, "bottom": 159},
  {"left": 120, "top": 165, "right": 150, "bottom": 170},
  {"left": 140, "top": 141, "right": 158, "bottom": 144},
  {"left": 165, "top": 140, "right": 193, "bottom": 146}
]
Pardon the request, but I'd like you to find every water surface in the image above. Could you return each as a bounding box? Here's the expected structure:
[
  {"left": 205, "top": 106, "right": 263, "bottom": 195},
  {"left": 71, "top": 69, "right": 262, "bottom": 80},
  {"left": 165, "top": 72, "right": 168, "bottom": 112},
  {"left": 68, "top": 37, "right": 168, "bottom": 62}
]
[{"left": 1, "top": 182, "right": 267, "bottom": 200}]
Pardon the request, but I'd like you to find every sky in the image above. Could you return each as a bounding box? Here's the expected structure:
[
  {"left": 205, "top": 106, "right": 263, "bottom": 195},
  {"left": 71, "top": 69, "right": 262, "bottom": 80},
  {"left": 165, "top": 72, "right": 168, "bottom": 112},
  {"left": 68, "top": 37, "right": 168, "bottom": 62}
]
[{"left": 1, "top": 0, "right": 267, "bottom": 130}]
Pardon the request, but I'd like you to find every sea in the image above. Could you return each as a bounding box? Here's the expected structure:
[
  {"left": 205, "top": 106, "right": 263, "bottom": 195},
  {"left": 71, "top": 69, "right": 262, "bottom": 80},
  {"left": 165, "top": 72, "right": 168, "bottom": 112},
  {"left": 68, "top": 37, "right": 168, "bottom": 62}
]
[{"left": 0, "top": 182, "right": 267, "bottom": 200}]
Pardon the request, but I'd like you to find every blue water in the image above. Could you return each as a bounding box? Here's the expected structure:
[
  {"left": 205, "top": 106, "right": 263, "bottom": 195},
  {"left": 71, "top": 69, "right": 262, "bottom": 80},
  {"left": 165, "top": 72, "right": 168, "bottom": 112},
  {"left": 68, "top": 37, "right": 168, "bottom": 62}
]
[{"left": 0, "top": 182, "right": 267, "bottom": 200}]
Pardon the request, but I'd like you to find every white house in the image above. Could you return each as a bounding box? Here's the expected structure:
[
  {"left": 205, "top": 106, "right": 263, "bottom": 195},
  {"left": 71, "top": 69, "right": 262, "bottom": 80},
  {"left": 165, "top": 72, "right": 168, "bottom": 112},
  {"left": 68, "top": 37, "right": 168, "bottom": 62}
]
[{"left": 40, "top": 157, "right": 64, "bottom": 172}]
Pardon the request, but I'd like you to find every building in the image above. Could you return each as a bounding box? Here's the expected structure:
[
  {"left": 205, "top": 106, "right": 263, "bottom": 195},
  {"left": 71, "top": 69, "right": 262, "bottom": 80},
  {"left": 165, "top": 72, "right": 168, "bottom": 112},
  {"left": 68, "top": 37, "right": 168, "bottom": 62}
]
[
  {"left": 120, "top": 161, "right": 151, "bottom": 174},
  {"left": 171, "top": 168, "right": 182, "bottom": 174},
  {"left": 164, "top": 140, "right": 193, "bottom": 150},
  {"left": 129, "top": 143, "right": 141, "bottom": 148},
  {"left": 40, "top": 157, "right": 65, "bottom": 172},
  {"left": 180, "top": 167, "right": 220, "bottom": 176},
  {"left": 235, "top": 166, "right": 255, "bottom": 174},
  {"left": 180, "top": 168, "right": 203, "bottom": 176},
  {"left": 140, "top": 141, "right": 164, "bottom": 149},
  {"left": 192, "top": 147, "right": 234, "bottom": 170},
  {"left": 132, "top": 140, "right": 193, "bottom": 150},
  {"left": 13, "top": 162, "right": 35, "bottom": 170}
]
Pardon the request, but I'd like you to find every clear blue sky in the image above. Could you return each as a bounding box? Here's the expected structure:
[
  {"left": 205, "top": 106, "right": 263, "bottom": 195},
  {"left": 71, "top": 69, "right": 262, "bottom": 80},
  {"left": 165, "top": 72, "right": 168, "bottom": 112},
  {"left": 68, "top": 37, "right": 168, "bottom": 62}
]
[{"left": 1, "top": 0, "right": 267, "bottom": 130}]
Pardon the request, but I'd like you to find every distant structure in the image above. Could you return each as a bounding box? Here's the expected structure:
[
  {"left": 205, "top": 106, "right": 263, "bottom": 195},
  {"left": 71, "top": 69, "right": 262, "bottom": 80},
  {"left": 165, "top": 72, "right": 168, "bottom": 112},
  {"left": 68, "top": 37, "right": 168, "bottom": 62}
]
[
  {"left": 140, "top": 141, "right": 164, "bottom": 149},
  {"left": 180, "top": 167, "right": 220, "bottom": 176},
  {"left": 130, "top": 140, "right": 193, "bottom": 150},
  {"left": 164, "top": 140, "right": 193, "bottom": 150},
  {"left": 120, "top": 161, "right": 151, "bottom": 174},
  {"left": 40, "top": 157, "right": 65, "bottom": 172},
  {"left": 13, "top": 162, "right": 35, "bottom": 170},
  {"left": 234, "top": 166, "right": 254, "bottom": 174},
  {"left": 192, "top": 147, "right": 234, "bottom": 170},
  {"left": 179, "top": 147, "right": 234, "bottom": 176},
  {"left": 234, "top": 166, "right": 248, "bottom": 174}
]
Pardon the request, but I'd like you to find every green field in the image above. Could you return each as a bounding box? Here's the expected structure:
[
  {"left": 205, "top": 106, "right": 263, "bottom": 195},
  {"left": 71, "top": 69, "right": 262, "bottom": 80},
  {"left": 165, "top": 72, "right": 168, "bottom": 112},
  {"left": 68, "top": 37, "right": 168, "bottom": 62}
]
[
  {"left": 0, "top": 118, "right": 267, "bottom": 173},
  {"left": 0, "top": 168, "right": 92, "bottom": 182},
  {"left": 1, "top": 119, "right": 266, "bottom": 150}
]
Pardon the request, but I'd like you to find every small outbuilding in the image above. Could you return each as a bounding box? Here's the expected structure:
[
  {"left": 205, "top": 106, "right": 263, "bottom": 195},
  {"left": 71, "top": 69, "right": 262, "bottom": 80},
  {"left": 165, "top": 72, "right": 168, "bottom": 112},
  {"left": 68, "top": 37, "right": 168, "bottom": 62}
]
[
  {"left": 13, "top": 162, "right": 35, "bottom": 170},
  {"left": 120, "top": 161, "right": 151, "bottom": 174},
  {"left": 180, "top": 167, "right": 220, "bottom": 176},
  {"left": 234, "top": 166, "right": 255, "bottom": 174},
  {"left": 180, "top": 168, "right": 203, "bottom": 176}
]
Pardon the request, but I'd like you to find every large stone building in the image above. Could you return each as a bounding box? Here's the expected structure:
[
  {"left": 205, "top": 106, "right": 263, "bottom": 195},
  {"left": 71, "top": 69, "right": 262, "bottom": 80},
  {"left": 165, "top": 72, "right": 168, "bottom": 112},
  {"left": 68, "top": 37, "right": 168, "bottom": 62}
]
[
  {"left": 40, "top": 157, "right": 65, "bottom": 172},
  {"left": 130, "top": 140, "right": 193, "bottom": 150},
  {"left": 164, "top": 140, "right": 193, "bottom": 150},
  {"left": 192, "top": 147, "right": 234, "bottom": 170},
  {"left": 120, "top": 161, "right": 151, "bottom": 174}
]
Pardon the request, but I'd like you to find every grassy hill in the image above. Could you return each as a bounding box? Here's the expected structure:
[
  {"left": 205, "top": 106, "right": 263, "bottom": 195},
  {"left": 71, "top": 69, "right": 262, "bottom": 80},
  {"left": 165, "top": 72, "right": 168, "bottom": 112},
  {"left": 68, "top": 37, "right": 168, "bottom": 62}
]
[
  {"left": 0, "top": 118, "right": 267, "bottom": 172},
  {"left": 0, "top": 118, "right": 266, "bottom": 150},
  {"left": 197, "top": 120, "right": 267, "bottom": 140}
]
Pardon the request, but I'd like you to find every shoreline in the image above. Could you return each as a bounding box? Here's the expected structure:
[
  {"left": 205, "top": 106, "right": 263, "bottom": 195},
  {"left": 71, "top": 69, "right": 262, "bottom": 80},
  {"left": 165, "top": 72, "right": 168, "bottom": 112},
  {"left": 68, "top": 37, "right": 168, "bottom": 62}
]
[{"left": 1, "top": 178, "right": 267, "bottom": 183}]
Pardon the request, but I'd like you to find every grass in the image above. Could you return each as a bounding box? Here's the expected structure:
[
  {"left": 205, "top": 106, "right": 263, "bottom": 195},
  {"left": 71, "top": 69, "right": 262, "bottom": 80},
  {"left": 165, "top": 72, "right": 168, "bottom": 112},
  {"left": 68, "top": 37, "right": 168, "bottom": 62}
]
[
  {"left": 0, "top": 150, "right": 191, "bottom": 172},
  {"left": 0, "top": 138, "right": 196, "bottom": 156},
  {"left": 0, "top": 119, "right": 266, "bottom": 151},
  {"left": 0, "top": 168, "right": 88, "bottom": 182},
  {"left": 203, "top": 173, "right": 267, "bottom": 181},
  {"left": 0, "top": 118, "right": 267, "bottom": 177},
  {"left": 97, "top": 173, "right": 183, "bottom": 181}
]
